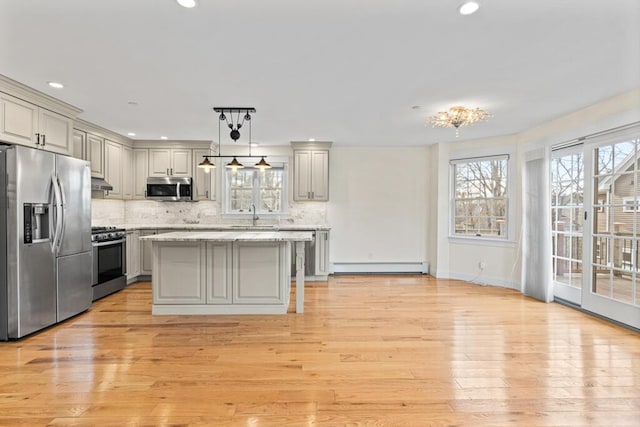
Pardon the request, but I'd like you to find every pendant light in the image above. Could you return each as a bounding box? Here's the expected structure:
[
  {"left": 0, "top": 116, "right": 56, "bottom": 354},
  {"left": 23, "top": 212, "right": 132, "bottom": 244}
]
[
  {"left": 226, "top": 156, "right": 244, "bottom": 170},
  {"left": 197, "top": 107, "right": 270, "bottom": 170},
  {"left": 254, "top": 156, "right": 271, "bottom": 170},
  {"left": 197, "top": 155, "right": 215, "bottom": 173}
]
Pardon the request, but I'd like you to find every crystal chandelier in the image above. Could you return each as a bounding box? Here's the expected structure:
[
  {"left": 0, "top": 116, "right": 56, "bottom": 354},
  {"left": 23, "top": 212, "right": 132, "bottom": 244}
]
[{"left": 427, "top": 106, "right": 490, "bottom": 137}]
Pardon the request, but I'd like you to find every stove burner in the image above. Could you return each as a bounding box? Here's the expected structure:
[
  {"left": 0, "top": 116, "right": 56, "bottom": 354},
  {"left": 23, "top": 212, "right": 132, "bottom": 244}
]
[{"left": 91, "top": 226, "right": 126, "bottom": 243}]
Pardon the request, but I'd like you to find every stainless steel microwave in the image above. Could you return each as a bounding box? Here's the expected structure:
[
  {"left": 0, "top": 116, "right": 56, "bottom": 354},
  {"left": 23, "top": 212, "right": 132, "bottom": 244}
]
[{"left": 146, "top": 176, "right": 193, "bottom": 201}]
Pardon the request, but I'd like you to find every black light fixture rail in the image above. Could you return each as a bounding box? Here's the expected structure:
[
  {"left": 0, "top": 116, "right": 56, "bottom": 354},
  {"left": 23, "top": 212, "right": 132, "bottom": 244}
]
[{"left": 198, "top": 106, "right": 270, "bottom": 172}]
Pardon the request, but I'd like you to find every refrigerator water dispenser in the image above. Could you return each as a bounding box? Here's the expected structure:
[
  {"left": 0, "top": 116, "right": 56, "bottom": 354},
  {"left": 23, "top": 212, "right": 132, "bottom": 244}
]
[{"left": 23, "top": 203, "right": 50, "bottom": 244}]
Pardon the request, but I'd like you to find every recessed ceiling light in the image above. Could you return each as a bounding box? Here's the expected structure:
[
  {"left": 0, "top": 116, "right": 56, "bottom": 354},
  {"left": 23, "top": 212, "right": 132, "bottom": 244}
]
[
  {"left": 308, "top": 138, "right": 316, "bottom": 142},
  {"left": 411, "top": 106, "right": 421, "bottom": 110},
  {"left": 160, "top": 136, "right": 168, "bottom": 140},
  {"left": 127, "top": 132, "right": 136, "bottom": 137},
  {"left": 458, "top": 1, "right": 480, "bottom": 15},
  {"left": 176, "top": 0, "right": 197, "bottom": 8},
  {"left": 127, "top": 101, "right": 139, "bottom": 106},
  {"left": 47, "top": 81, "right": 64, "bottom": 89}
]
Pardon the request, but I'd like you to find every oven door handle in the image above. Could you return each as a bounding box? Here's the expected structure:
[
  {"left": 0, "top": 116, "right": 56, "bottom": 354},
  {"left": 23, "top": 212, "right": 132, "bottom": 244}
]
[{"left": 92, "top": 238, "right": 126, "bottom": 247}]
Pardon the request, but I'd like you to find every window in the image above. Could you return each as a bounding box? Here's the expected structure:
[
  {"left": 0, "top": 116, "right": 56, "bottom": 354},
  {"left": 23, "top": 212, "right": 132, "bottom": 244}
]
[
  {"left": 622, "top": 196, "right": 639, "bottom": 213},
  {"left": 451, "top": 155, "right": 509, "bottom": 238},
  {"left": 224, "top": 163, "right": 286, "bottom": 214}
]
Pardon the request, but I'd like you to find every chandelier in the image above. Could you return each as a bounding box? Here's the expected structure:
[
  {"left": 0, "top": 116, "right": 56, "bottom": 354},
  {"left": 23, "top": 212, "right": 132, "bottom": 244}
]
[
  {"left": 427, "top": 106, "right": 490, "bottom": 137},
  {"left": 197, "top": 107, "right": 271, "bottom": 173}
]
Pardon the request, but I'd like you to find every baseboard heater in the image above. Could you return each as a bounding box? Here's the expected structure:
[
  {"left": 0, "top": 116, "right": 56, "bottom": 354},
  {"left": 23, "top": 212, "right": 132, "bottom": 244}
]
[{"left": 331, "top": 262, "right": 429, "bottom": 275}]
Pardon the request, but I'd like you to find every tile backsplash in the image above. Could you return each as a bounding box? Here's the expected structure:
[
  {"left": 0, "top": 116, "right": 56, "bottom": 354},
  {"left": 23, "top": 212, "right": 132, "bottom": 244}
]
[{"left": 91, "top": 199, "right": 327, "bottom": 226}]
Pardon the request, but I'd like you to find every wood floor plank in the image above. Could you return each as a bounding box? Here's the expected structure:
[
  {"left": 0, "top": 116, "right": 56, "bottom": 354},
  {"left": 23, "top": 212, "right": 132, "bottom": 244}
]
[{"left": 0, "top": 275, "right": 638, "bottom": 426}]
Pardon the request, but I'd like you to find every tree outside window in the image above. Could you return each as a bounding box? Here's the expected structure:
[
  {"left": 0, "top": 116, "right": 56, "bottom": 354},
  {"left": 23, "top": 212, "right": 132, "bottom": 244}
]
[{"left": 451, "top": 155, "right": 508, "bottom": 238}]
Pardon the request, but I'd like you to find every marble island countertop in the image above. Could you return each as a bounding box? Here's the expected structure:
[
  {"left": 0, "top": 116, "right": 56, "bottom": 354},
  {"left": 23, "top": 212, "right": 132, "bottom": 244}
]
[
  {"left": 140, "top": 230, "right": 315, "bottom": 242},
  {"left": 114, "top": 223, "right": 330, "bottom": 231}
]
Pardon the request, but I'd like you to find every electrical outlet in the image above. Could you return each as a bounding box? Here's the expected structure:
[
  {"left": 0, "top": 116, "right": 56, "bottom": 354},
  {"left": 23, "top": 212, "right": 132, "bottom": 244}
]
[{"left": 479, "top": 261, "right": 486, "bottom": 270}]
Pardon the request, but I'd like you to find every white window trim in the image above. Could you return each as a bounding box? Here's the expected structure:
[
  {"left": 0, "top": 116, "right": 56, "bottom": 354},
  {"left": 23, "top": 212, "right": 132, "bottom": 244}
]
[
  {"left": 222, "top": 156, "right": 289, "bottom": 218},
  {"left": 449, "top": 151, "right": 515, "bottom": 243},
  {"left": 622, "top": 196, "right": 639, "bottom": 213}
]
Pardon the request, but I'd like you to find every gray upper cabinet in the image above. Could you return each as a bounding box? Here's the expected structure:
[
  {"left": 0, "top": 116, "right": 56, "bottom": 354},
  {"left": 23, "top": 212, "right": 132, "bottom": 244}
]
[
  {"left": 292, "top": 142, "right": 331, "bottom": 201},
  {"left": 86, "top": 133, "right": 105, "bottom": 178},
  {"left": 71, "top": 129, "right": 105, "bottom": 179},
  {"left": 0, "top": 92, "right": 73, "bottom": 155},
  {"left": 149, "top": 148, "right": 192, "bottom": 177}
]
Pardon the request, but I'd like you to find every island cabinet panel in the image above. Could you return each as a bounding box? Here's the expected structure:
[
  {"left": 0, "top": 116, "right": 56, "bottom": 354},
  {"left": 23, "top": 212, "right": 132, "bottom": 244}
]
[
  {"left": 233, "top": 242, "right": 289, "bottom": 304},
  {"left": 153, "top": 242, "right": 206, "bottom": 304},
  {"left": 206, "top": 242, "right": 232, "bottom": 304}
]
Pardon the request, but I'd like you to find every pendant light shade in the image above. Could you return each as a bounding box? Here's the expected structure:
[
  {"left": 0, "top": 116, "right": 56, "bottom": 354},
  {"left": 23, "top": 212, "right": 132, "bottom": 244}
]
[
  {"left": 197, "top": 156, "right": 215, "bottom": 173},
  {"left": 254, "top": 156, "right": 271, "bottom": 170},
  {"left": 226, "top": 157, "right": 244, "bottom": 170}
]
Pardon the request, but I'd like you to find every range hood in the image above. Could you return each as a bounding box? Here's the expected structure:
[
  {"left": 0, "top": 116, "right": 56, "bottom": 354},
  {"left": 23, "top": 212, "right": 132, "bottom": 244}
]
[{"left": 91, "top": 177, "right": 113, "bottom": 191}]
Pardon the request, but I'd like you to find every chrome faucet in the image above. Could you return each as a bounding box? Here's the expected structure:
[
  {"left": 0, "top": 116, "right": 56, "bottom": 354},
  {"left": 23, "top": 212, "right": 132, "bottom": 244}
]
[{"left": 250, "top": 203, "right": 259, "bottom": 226}]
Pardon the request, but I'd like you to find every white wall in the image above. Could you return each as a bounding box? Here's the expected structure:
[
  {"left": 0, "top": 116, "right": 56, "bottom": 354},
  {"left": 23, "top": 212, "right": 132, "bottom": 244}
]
[
  {"left": 327, "top": 147, "right": 428, "bottom": 270},
  {"left": 430, "top": 89, "right": 640, "bottom": 290}
]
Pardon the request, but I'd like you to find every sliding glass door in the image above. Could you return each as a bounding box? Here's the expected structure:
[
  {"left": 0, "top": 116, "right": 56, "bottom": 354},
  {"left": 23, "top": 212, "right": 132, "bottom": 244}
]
[
  {"left": 551, "top": 125, "right": 640, "bottom": 329},
  {"left": 582, "top": 133, "right": 640, "bottom": 328}
]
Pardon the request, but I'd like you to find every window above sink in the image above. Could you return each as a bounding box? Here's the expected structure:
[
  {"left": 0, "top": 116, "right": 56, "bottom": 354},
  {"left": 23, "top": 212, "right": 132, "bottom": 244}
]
[{"left": 222, "top": 157, "right": 288, "bottom": 217}]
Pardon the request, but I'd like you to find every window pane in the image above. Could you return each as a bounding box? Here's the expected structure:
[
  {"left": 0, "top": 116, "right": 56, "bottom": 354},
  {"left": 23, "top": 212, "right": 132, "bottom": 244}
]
[
  {"left": 452, "top": 157, "right": 508, "bottom": 238},
  {"left": 259, "top": 169, "right": 283, "bottom": 213}
]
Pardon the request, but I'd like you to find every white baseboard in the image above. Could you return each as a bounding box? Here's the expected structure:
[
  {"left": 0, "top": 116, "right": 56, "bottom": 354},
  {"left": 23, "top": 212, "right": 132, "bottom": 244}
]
[
  {"left": 435, "top": 271, "right": 520, "bottom": 290},
  {"left": 331, "top": 262, "right": 429, "bottom": 274}
]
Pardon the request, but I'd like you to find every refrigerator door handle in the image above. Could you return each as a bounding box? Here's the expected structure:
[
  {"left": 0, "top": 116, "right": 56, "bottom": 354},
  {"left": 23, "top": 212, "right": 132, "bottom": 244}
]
[
  {"left": 51, "top": 174, "right": 63, "bottom": 253},
  {"left": 56, "top": 176, "right": 66, "bottom": 252}
]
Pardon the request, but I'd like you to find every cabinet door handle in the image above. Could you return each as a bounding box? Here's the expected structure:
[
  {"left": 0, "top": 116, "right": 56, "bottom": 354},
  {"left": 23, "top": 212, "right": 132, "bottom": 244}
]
[
  {"left": 311, "top": 191, "right": 314, "bottom": 199},
  {"left": 170, "top": 168, "right": 173, "bottom": 175},
  {"left": 166, "top": 168, "right": 169, "bottom": 175},
  {"left": 41, "top": 134, "right": 46, "bottom": 146},
  {"left": 35, "top": 133, "right": 40, "bottom": 145},
  {"left": 205, "top": 190, "right": 209, "bottom": 198}
]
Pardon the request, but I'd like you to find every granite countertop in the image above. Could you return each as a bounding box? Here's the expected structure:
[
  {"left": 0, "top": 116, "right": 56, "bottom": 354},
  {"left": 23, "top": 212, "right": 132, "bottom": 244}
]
[
  {"left": 118, "top": 224, "right": 330, "bottom": 231},
  {"left": 140, "top": 231, "right": 314, "bottom": 242}
]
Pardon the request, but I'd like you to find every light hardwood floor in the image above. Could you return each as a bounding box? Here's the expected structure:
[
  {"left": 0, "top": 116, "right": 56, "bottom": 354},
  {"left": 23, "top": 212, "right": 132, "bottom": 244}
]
[{"left": 0, "top": 275, "right": 639, "bottom": 426}]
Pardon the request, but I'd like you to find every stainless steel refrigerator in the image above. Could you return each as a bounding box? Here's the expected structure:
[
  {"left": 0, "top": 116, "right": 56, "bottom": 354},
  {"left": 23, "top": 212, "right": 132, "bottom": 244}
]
[{"left": 0, "top": 144, "right": 93, "bottom": 340}]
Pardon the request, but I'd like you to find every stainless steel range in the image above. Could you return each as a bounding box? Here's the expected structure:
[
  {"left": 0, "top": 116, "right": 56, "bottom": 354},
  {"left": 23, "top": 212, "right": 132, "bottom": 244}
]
[{"left": 91, "top": 226, "right": 126, "bottom": 301}]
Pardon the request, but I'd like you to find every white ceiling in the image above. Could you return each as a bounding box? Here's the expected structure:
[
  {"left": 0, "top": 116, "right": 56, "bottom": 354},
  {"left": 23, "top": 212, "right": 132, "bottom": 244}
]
[{"left": 1, "top": 0, "right": 638, "bottom": 146}]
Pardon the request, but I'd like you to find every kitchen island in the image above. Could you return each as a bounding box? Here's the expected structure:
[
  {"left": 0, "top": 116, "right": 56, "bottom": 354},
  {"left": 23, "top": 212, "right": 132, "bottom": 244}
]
[{"left": 140, "top": 231, "right": 314, "bottom": 315}]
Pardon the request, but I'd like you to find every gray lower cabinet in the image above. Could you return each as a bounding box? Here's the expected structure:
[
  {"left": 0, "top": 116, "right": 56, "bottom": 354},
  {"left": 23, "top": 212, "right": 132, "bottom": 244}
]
[
  {"left": 139, "top": 230, "right": 157, "bottom": 276},
  {"left": 296, "top": 229, "right": 330, "bottom": 278},
  {"left": 314, "top": 230, "right": 330, "bottom": 276},
  {"left": 126, "top": 230, "right": 140, "bottom": 280},
  {"left": 232, "top": 241, "right": 289, "bottom": 305},
  {"left": 152, "top": 241, "right": 290, "bottom": 310},
  {"left": 139, "top": 229, "right": 173, "bottom": 276},
  {"left": 152, "top": 242, "right": 206, "bottom": 305}
]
